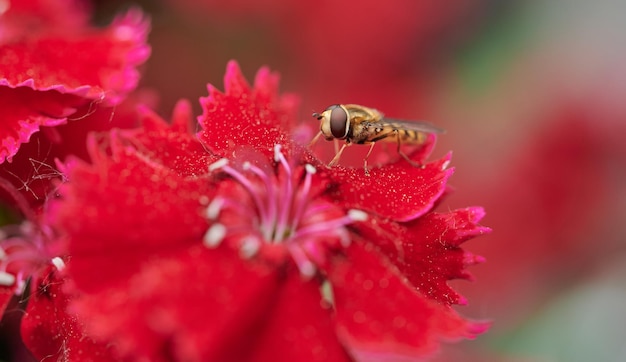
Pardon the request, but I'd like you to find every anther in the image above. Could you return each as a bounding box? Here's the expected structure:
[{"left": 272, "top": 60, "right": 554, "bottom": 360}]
[
  {"left": 320, "top": 280, "right": 335, "bottom": 306},
  {"left": 299, "top": 261, "right": 316, "bottom": 279},
  {"left": 273, "top": 144, "right": 283, "bottom": 162},
  {"left": 0, "top": 272, "right": 15, "bottom": 286},
  {"left": 51, "top": 257, "right": 65, "bottom": 271},
  {"left": 347, "top": 209, "right": 368, "bottom": 222},
  {"left": 206, "top": 198, "right": 224, "bottom": 220},
  {"left": 239, "top": 236, "right": 261, "bottom": 259},
  {"left": 209, "top": 158, "right": 229, "bottom": 172},
  {"left": 203, "top": 223, "right": 226, "bottom": 248}
]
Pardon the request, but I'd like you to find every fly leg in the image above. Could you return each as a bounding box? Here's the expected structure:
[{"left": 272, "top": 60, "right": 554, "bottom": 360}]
[
  {"left": 308, "top": 131, "right": 323, "bottom": 148},
  {"left": 363, "top": 142, "right": 376, "bottom": 176},
  {"left": 328, "top": 142, "right": 350, "bottom": 167},
  {"left": 396, "top": 131, "right": 424, "bottom": 169}
]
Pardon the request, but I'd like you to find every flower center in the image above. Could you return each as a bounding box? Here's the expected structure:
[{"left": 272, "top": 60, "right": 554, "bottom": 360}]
[
  {"left": 0, "top": 179, "right": 65, "bottom": 292},
  {"left": 203, "top": 144, "right": 366, "bottom": 277}
]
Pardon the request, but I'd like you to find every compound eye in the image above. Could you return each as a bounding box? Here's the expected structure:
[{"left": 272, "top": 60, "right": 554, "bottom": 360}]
[{"left": 329, "top": 106, "right": 349, "bottom": 139}]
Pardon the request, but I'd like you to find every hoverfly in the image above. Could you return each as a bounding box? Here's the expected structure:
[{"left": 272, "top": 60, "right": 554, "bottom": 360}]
[{"left": 310, "top": 104, "right": 444, "bottom": 173}]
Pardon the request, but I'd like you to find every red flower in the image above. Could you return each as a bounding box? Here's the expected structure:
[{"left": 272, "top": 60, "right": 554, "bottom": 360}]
[
  {"left": 0, "top": 4, "right": 153, "bottom": 359},
  {"left": 20, "top": 266, "right": 117, "bottom": 361},
  {"left": 0, "top": 1, "right": 150, "bottom": 207},
  {"left": 42, "top": 61, "right": 489, "bottom": 361}
]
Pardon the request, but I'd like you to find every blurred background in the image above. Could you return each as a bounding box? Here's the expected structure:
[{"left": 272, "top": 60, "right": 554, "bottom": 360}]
[{"left": 8, "top": 0, "right": 626, "bottom": 361}]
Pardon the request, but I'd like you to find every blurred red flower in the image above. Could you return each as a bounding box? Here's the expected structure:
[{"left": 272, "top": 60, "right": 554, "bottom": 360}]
[
  {"left": 0, "top": 2, "right": 151, "bottom": 359},
  {"left": 0, "top": 0, "right": 150, "bottom": 206},
  {"left": 39, "top": 61, "right": 489, "bottom": 361}
]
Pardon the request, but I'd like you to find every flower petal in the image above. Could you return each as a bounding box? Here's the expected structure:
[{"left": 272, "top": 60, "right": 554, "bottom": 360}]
[
  {"left": 329, "top": 243, "right": 488, "bottom": 360},
  {"left": 0, "top": 7, "right": 150, "bottom": 162},
  {"left": 197, "top": 60, "right": 299, "bottom": 157},
  {"left": 70, "top": 246, "right": 282, "bottom": 361},
  {"left": 20, "top": 268, "right": 117, "bottom": 361},
  {"left": 245, "top": 268, "right": 351, "bottom": 362},
  {"left": 50, "top": 125, "right": 217, "bottom": 292},
  {"left": 0, "top": 97, "right": 142, "bottom": 206},
  {"left": 0, "top": 285, "right": 16, "bottom": 316},
  {"left": 0, "top": 8, "right": 150, "bottom": 103},
  {"left": 0, "top": 87, "right": 86, "bottom": 163},
  {"left": 354, "top": 207, "right": 490, "bottom": 305},
  {"left": 328, "top": 153, "right": 453, "bottom": 221}
]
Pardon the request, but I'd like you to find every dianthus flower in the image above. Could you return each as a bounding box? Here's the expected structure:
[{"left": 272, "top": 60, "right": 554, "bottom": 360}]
[
  {"left": 31, "top": 61, "right": 490, "bottom": 361},
  {"left": 0, "top": 2, "right": 151, "bottom": 358},
  {"left": 0, "top": 1, "right": 150, "bottom": 206}
]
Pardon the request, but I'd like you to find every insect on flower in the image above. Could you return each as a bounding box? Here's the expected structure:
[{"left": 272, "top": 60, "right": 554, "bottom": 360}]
[{"left": 310, "top": 104, "right": 445, "bottom": 174}]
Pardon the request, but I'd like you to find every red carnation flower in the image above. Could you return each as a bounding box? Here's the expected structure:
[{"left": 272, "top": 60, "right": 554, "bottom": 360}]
[
  {"left": 0, "top": 1, "right": 150, "bottom": 162},
  {"left": 0, "top": 4, "right": 153, "bottom": 359},
  {"left": 0, "top": 1, "right": 150, "bottom": 208},
  {"left": 38, "top": 61, "right": 489, "bottom": 361}
]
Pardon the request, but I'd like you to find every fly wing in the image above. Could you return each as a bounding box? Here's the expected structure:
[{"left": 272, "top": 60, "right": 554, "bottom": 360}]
[{"left": 379, "top": 118, "right": 446, "bottom": 134}]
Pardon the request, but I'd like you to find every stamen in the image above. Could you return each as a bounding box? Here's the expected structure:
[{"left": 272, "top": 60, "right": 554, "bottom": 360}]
[
  {"left": 347, "top": 209, "right": 368, "bottom": 222},
  {"left": 304, "top": 163, "right": 317, "bottom": 175},
  {"left": 0, "top": 272, "right": 15, "bottom": 286},
  {"left": 336, "top": 228, "right": 352, "bottom": 247},
  {"left": 244, "top": 162, "right": 277, "bottom": 240},
  {"left": 294, "top": 214, "right": 360, "bottom": 240},
  {"left": 209, "top": 158, "right": 229, "bottom": 172},
  {"left": 204, "top": 144, "right": 363, "bottom": 278},
  {"left": 206, "top": 198, "right": 224, "bottom": 220},
  {"left": 299, "top": 261, "right": 316, "bottom": 279},
  {"left": 239, "top": 236, "right": 261, "bottom": 259},
  {"left": 290, "top": 164, "right": 316, "bottom": 232},
  {"left": 273, "top": 145, "right": 294, "bottom": 242},
  {"left": 1, "top": 249, "right": 43, "bottom": 268},
  {"left": 51, "top": 256, "right": 66, "bottom": 271},
  {"left": 320, "top": 280, "right": 335, "bottom": 307},
  {"left": 273, "top": 144, "right": 283, "bottom": 163},
  {"left": 15, "top": 276, "right": 26, "bottom": 295},
  {"left": 203, "top": 223, "right": 226, "bottom": 248},
  {"left": 300, "top": 239, "right": 326, "bottom": 266},
  {"left": 288, "top": 244, "right": 316, "bottom": 278},
  {"left": 221, "top": 164, "right": 270, "bottom": 231}
]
